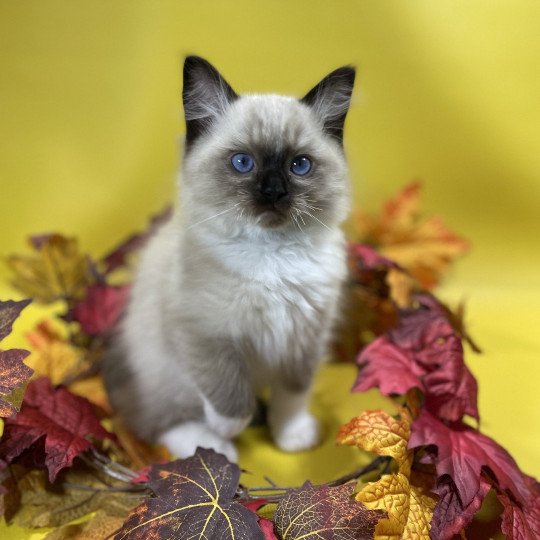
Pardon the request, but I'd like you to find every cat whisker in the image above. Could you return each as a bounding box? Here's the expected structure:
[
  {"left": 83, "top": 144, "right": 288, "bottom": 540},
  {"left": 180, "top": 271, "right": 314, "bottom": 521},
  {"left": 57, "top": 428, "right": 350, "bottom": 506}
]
[
  {"left": 298, "top": 209, "right": 333, "bottom": 232},
  {"left": 187, "top": 203, "right": 241, "bottom": 230}
]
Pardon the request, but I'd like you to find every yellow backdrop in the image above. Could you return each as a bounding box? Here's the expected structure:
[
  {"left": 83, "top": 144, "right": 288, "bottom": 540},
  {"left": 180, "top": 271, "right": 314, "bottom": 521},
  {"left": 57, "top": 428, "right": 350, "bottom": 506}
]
[{"left": 0, "top": 2, "right": 539, "bottom": 536}]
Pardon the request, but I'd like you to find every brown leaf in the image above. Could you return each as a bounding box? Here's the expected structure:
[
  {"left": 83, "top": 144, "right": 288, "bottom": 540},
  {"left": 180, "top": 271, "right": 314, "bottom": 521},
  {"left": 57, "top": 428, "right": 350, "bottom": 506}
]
[
  {"left": 273, "top": 481, "right": 382, "bottom": 539},
  {"left": 115, "top": 448, "right": 263, "bottom": 540},
  {"left": 0, "top": 299, "right": 33, "bottom": 418}
]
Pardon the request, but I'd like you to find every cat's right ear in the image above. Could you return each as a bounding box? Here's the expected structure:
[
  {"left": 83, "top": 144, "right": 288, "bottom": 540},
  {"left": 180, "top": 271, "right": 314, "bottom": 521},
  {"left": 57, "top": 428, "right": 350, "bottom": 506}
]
[{"left": 182, "top": 56, "right": 238, "bottom": 148}]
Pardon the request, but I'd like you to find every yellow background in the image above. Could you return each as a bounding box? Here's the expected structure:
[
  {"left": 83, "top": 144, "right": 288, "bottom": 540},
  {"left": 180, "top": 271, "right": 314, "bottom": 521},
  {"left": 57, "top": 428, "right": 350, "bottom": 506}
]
[{"left": 0, "top": 1, "right": 539, "bottom": 537}]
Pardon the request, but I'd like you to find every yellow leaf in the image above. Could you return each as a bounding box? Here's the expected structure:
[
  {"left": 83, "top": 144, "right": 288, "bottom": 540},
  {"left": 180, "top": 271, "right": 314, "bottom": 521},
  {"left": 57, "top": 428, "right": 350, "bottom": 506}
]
[
  {"left": 356, "top": 472, "right": 437, "bottom": 540},
  {"left": 25, "top": 321, "right": 91, "bottom": 385},
  {"left": 357, "top": 473, "right": 410, "bottom": 539},
  {"left": 402, "top": 484, "right": 437, "bottom": 540},
  {"left": 7, "top": 234, "right": 92, "bottom": 303},
  {"left": 69, "top": 375, "right": 112, "bottom": 414},
  {"left": 337, "top": 408, "right": 413, "bottom": 475}
]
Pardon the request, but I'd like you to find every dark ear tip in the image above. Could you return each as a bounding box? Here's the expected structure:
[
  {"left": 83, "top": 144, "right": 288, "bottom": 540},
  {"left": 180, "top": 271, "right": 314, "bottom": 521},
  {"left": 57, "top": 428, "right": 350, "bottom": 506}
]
[
  {"left": 332, "top": 66, "right": 356, "bottom": 84},
  {"left": 183, "top": 55, "right": 213, "bottom": 75}
]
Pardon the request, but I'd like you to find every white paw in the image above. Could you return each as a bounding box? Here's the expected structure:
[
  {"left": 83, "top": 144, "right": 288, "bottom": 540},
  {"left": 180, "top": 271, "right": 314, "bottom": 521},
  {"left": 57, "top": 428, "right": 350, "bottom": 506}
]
[
  {"left": 271, "top": 412, "right": 321, "bottom": 452},
  {"left": 203, "top": 399, "right": 251, "bottom": 439},
  {"left": 158, "top": 421, "right": 238, "bottom": 462}
]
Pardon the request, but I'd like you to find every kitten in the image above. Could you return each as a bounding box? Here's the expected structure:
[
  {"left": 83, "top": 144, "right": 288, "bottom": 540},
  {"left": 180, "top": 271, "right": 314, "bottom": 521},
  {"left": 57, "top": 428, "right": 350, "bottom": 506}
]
[{"left": 103, "top": 56, "right": 355, "bottom": 462}]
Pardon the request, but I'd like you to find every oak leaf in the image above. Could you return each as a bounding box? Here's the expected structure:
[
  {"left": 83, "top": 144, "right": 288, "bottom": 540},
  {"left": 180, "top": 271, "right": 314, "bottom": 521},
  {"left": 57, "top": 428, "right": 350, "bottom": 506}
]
[
  {"left": 0, "top": 299, "right": 33, "bottom": 418},
  {"left": 115, "top": 447, "right": 264, "bottom": 539},
  {"left": 273, "top": 481, "right": 381, "bottom": 539},
  {"left": 354, "top": 297, "right": 479, "bottom": 422},
  {"left": 6, "top": 234, "right": 92, "bottom": 303},
  {"left": 0, "top": 378, "right": 112, "bottom": 481},
  {"left": 337, "top": 409, "right": 413, "bottom": 475},
  {"left": 351, "top": 181, "right": 469, "bottom": 289},
  {"left": 72, "top": 284, "right": 130, "bottom": 336},
  {"left": 409, "top": 409, "right": 528, "bottom": 508}
]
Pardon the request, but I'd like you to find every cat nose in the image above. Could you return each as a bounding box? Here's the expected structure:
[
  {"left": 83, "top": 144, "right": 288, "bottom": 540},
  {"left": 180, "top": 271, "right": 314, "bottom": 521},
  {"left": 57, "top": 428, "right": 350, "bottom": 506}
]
[{"left": 259, "top": 175, "right": 288, "bottom": 203}]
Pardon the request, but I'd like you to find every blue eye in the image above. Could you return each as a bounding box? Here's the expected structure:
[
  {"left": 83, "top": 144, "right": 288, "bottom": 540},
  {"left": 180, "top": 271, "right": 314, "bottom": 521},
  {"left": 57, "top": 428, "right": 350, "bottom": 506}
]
[
  {"left": 290, "top": 155, "right": 312, "bottom": 176},
  {"left": 231, "top": 153, "right": 254, "bottom": 173}
]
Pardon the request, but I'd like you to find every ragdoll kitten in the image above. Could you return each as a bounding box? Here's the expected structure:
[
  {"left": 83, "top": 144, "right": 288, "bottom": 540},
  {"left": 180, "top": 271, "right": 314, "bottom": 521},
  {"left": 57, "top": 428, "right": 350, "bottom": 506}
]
[{"left": 103, "top": 56, "right": 355, "bottom": 462}]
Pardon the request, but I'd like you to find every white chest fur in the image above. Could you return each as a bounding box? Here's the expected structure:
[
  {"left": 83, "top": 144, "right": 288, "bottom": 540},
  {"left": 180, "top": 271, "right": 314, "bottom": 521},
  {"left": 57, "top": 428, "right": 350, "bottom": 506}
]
[{"left": 187, "top": 224, "right": 347, "bottom": 364}]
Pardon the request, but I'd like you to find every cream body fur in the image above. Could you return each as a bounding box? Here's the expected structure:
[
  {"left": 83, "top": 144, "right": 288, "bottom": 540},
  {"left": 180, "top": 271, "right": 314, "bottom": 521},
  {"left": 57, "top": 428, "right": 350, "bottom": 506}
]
[{"left": 103, "top": 57, "right": 355, "bottom": 461}]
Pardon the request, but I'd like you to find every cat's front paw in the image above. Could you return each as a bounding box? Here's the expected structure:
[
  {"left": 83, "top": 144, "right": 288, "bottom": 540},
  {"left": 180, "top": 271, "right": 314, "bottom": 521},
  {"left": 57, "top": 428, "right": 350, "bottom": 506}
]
[
  {"left": 203, "top": 398, "right": 252, "bottom": 439},
  {"left": 158, "top": 421, "right": 238, "bottom": 462},
  {"left": 270, "top": 412, "right": 321, "bottom": 452}
]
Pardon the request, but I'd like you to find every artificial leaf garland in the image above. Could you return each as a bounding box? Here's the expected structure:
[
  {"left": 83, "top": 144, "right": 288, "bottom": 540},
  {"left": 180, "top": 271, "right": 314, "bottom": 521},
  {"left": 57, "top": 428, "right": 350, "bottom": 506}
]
[{"left": 0, "top": 183, "right": 537, "bottom": 539}]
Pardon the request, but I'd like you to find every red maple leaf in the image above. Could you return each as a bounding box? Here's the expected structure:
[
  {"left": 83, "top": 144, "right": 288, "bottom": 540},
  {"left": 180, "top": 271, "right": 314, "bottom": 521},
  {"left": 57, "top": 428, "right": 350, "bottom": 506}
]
[
  {"left": 353, "top": 296, "right": 479, "bottom": 422},
  {"left": 72, "top": 284, "right": 130, "bottom": 336},
  {"left": 497, "top": 474, "right": 540, "bottom": 540},
  {"left": 409, "top": 410, "right": 528, "bottom": 508},
  {"left": 0, "top": 377, "right": 112, "bottom": 481},
  {"left": 0, "top": 299, "right": 33, "bottom": 418},
  {"left": 430, "top": 475, "right": 491, "bottom": 540}
]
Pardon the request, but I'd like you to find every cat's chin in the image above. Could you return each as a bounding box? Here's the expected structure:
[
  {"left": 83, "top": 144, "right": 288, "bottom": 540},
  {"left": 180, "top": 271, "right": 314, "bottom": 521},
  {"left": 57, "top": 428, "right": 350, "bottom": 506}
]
[{"left": 255, "top": 210, "right": 289, "bottom": 229}]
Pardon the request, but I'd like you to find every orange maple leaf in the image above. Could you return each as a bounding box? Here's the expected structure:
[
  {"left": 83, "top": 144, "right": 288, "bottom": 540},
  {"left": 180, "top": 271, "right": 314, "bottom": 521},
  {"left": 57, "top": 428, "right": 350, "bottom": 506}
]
[
  {"left": 337, "top": 408, "right": 413, "bottom": 475},
  {"left": 351, "top": 181, "right": 469, "bottom": 289}
]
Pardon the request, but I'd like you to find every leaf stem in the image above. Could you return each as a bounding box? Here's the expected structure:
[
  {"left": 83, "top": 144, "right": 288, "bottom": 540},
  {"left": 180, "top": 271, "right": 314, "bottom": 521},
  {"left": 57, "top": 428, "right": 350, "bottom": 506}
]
[{"left": 236, "top": 456, "right": 390, "bottom": 503}]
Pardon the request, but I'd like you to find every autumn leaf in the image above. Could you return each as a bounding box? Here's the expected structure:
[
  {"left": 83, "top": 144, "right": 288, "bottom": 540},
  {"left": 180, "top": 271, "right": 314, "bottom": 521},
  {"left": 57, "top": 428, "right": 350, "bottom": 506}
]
[
  {"left": 337, "top": 409, "right": 413, "bottom": 475},
  {"left": 354, "top": 296, "right": 479, "bottom": 423},
  {"left": 497, "top": 474, "right": 540, "bottom": 540},
  {"left": 333, "top": 244, "right": 406, "bottom": 361},
  {"left": 115, "top": 447, "right": 264, "bottom": 539},
  {"left": 6, "top": 465, "right": 141, "bottom": 529},
  {"left": 101, "top": 205, "right": 172, "bottom": 274},
  {"left": 44, "top": 510, "right": 126, "bottom": 540},
  {"left": 241, "top": 499, "right": 279, "bottom": 539},
  {"left": 72, "top": 284, "right": 130, "bottom": 336},
  {"left": 108, "top": 417, "right": 170, "bottom": 472},
  {"left": 0, "top": 377, "right": 112, "bottom": 481},
  {"left": 273, "top": 481, "right": 382, "bottom": 539},
  {"left": 430, "top": 475, "right": 491, "bottom": 540},
  {"left": 0, "top": 299, "right": 33, "bottom": 418},
  {"left": 350, "top": 181, "right": 469, "bottom": 289},
  {"left": 409, "top": 409, "right": 528, "bottom": 508},
  {"left": 6, "top": 234, "right": 92, "bottom": 303},
  {"left": 356, "top": 472, "right": 436, "bottom": 540},
  {"left": 25, "top": 321, "right": 91, "bottom": 385}
]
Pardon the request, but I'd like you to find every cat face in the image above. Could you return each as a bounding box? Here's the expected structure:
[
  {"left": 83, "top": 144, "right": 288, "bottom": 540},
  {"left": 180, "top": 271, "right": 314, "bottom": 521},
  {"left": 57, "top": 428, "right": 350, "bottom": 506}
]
[{"left": 181, "top": 57, "right": 355, "bottom": 232}]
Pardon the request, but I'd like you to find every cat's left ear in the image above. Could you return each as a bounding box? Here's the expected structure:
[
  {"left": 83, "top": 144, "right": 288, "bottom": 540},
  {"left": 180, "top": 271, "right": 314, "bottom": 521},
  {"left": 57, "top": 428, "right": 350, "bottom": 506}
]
[
  {"left": 301, "top": 66, "right": 356, "bottom": 144},
  {"left": 183, "top": 56, "right": 238, "bottom": 148}
]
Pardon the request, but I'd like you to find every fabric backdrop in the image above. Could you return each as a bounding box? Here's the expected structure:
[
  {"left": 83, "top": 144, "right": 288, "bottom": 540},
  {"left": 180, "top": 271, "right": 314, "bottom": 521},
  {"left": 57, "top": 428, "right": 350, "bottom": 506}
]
[{"left": 0, "top": 4, "right": 538, "bottom": 537}]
